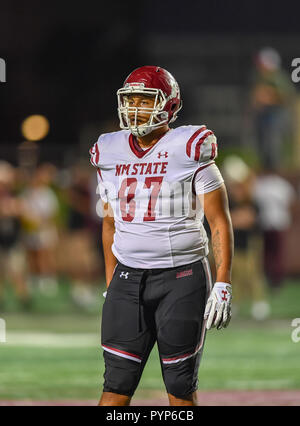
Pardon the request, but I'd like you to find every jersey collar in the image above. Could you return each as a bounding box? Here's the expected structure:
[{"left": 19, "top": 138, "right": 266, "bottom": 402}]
[{"left": 128, "top": 130, "right": 171, "bottom": 159}]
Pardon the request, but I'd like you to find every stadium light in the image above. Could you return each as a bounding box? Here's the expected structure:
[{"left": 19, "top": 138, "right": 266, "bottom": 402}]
[{"left": 21, "top": 114, "right": 50, "bottom": 141}]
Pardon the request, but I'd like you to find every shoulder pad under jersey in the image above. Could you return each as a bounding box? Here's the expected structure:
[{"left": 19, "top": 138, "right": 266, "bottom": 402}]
[
  {"left": 183, "top": 125, "right": 218, "bottom": 164},
  {"left": 89, "top": 130, "right": 128, "bottom": 167}
]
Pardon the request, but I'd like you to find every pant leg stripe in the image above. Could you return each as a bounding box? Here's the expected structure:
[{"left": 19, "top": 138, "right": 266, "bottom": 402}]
[
  {"left": 162, "top": 336, "right": 206, "bottom": 364},
  {"left": 162, "top": 350, "right": 197, "bottom": 364},
  {"left": 102, "top": 345, "right": 142, "bottom": 363},
  {"left": 201, "top": 256, "right": 213, "bottom": 293}
]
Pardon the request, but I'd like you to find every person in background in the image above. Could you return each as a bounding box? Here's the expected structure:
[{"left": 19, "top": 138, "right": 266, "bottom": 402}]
[
  {"left": 251, "top": 47, "right": 295, "bottom": 170},
  {"left": 20, "top": 164, "right": 59, "bottom": 296},
  {"left": 253, "top": 168, "right": 296, "bottom": 290},
  {"left": 63, "top": 163, "right": 103, "bottom": 309},
  {"left": 222, "top": 156, "right": 270, "bottom": 320},
  {"left": 0, "top": 161, "right": 30, "bottom": 310}
]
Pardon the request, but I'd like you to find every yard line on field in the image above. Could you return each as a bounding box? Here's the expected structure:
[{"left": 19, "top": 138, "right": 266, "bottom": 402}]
[{"left": 5, "top": 331, "right": 100, "bottom": 348}]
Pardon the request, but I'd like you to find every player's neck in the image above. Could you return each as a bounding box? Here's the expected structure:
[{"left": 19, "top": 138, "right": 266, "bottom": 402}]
[{"left": 136, "top": 125, "right": 170, "bottom": 149}]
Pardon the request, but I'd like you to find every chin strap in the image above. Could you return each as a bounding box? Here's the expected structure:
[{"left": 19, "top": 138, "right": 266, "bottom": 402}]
[
  {"left": 130, "top": 120, "right": 167, "bottom": 137},
  {"left": 130, "top": 125, "right": 154, "bottom": 137}
]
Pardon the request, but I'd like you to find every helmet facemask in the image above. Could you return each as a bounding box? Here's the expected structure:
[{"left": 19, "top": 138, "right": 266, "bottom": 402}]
[{"left": 117, "top": 84, "right": 174, "bottom": 137}]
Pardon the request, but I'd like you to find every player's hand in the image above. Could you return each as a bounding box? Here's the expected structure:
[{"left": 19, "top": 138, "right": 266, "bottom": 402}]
[{"left": 204, "top": 282, "right": 232, "bottom": 330}]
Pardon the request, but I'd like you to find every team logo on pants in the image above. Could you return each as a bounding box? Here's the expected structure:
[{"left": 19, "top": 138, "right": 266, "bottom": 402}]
[{"left": 120, "top": 271, "right": 129, "bottom": 279}]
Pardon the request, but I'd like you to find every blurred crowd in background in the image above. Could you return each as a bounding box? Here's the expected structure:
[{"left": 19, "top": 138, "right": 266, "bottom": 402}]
[
  {"left": 0, "top": 157, "right": 104, "bottom": 312},
  {"left": 1, "top": 46, "right": 300, "bottom": 319}
]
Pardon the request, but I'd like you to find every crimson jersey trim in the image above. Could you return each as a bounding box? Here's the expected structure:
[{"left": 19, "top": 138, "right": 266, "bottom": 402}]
[
  {"left": 128, "top": 130, "right": 171, "bottom": 159},
  {"left": 129, "top": 134, "right": 153, "bottom": 158},
  {"left": 186, "top": 126, "right": 206, "bottom": 158}
]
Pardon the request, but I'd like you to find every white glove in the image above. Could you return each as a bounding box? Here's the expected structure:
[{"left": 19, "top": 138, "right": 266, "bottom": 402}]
[
  {"left": 204, "top": 282, "right": 232, "bottom": 330},
  {"left": 103, "top": 291, "right": 107, "bottom": 298}
]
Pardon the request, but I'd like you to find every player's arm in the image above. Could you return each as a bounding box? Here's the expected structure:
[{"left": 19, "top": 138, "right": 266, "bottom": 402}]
[
  {"left": 89, "top": 137, "right": 118, "bottom": 289},
  {"left": 202, "top": 184, "right": 233, "bottom": 284},
  {"left": 102, "top": 201, "right": 118, "bottom": 288},
  {"left": 200, "top": 183, "right": 234, "bottom": 330}
]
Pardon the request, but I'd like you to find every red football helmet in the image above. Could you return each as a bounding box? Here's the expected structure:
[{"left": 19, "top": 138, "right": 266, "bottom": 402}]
[{"left": 117, "top": 66, "right": 182, "bottom": 137}]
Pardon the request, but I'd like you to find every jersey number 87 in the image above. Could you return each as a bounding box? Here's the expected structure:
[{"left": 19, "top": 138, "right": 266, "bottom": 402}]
[{"left": 119, "top": 176, "right": 163, "bottom": 222}]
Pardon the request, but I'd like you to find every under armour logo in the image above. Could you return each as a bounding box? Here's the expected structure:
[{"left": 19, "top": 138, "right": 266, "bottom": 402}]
[
  {"left": 157, "top": 151, "right": 168, "bottom": 159},
  {"left": 221, "top": 290, "right": 228, "bottom": 301},
  {"left": 120, "top": 271, "right": 129, "bottom": 279}
]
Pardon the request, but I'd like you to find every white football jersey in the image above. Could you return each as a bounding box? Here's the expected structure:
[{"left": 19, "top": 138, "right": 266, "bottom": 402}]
[{"left": 90, "top": 125, "right": 219, "bottom": 268}]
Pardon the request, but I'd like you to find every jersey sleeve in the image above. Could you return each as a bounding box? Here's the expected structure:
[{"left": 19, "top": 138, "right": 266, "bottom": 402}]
[
  {"left": 89, "top": 135, "right": 102, "bottom": 168},
  {"left": 90, "top": 135, "right": 108, "bottom": 202},
  {"left": 193, "top": 162, "right": 224, "bottom": 195},
  {"left": 186, "top": 126, "right": 218, "bottom": 165}
]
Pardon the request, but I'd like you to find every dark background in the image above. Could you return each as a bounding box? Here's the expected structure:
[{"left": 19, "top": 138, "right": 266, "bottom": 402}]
[{"left": 1, "top": 0, "right": 300, "bottom": 163}]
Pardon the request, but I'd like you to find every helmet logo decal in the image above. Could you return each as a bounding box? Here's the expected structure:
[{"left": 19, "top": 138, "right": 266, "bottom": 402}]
[{"left": 124, "top": 82, "right": 145, "bottom": 89}]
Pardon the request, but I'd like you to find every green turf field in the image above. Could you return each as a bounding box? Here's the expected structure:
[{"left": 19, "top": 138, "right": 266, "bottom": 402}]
[{"left": 0, "top": 281, "right": 299, "bottom": 400}]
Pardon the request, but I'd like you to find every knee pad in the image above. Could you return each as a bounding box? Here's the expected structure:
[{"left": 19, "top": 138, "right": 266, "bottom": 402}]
[
  {"left": 162, "top": 354, "right": 200, "bottom": 398},
  {"left": 103, "top": 350, "right": 142, "bottom": 397}
]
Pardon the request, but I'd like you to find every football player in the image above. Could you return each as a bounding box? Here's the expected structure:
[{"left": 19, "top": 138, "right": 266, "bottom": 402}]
[{"left": 90, "top": 66, "right": 234, "bottom": 406}]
